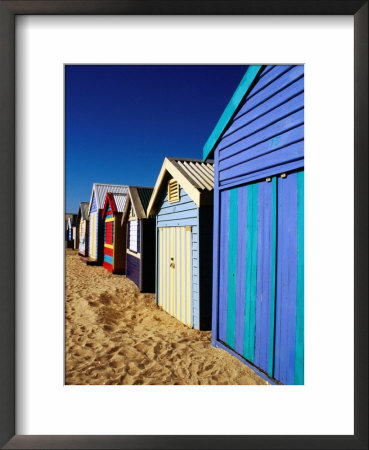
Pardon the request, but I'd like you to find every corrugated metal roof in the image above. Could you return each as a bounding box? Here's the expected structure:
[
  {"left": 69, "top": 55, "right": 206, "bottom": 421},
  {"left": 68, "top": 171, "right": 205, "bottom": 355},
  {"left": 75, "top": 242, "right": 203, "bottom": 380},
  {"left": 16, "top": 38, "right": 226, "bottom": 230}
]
[
  {"left": 126, "top": 186, "right": 154, "bottom": 219},
  {"left": 110, "top": 192, "right": 128, "bottom": 213},
  {"left": 136, "top": 187, "right": 154, "bottom": 213},
  {"left": 89, "top": 183, "right": 129, "bottom": 213},
  {"left": 146, "top": 157, "right": 214, "bottom": 215},
  {"left": 168, "top": 158, "right": 214, "bottom": 191},
  {"left": 78, "top": 202, "right": 89, "bottom": 221}
]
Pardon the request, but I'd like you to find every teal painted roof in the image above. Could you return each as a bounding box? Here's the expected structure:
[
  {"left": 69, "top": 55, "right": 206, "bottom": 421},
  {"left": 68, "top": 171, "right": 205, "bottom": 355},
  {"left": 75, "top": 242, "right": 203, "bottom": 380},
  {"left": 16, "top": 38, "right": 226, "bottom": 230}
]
[{"left": 203, "top": 65, "right": 263, "bottom": 161}]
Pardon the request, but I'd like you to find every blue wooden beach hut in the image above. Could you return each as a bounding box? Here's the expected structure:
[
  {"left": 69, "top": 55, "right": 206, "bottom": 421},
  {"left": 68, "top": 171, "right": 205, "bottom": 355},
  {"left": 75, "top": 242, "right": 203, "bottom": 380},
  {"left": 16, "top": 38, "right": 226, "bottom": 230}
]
[
  {"left": 86, "top": 183, "right": 129, "bottom": 265},
  {"left": 147, "top": 158, "right": 214, "bottom": 330},
  {"left": 203, "top": 65, "right": 304, "bottom": 385},
  {"left": 123, "top": 186, "right": 155, "bottom": 293}
]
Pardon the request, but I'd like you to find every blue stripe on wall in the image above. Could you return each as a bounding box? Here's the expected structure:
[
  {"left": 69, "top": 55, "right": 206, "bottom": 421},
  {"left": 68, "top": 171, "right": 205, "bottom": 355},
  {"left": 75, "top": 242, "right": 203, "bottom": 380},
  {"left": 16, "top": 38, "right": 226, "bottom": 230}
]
[
  {"left": 295, "top": 170, "right": 304, "bottom": 384},
  {"left": 234, "top": 186, "right": 247, "bottom": 355},
  {"left": 254, "top": 180, "right": 273, "bottom": 374},
  {"left": 243, "top": 183, "right": 258, "bottom": 363},
  {"left": 226, "top": 188, "right": 238, "bottom": 348},
  {"left": 218, "top": 189, "right": 230, "bottom": 342},
  {"left": 104, "top": 254, "right": 113, "bottom": 265},
  {"left": 274, "top": 172, "right": 298, "bottom": 384}
]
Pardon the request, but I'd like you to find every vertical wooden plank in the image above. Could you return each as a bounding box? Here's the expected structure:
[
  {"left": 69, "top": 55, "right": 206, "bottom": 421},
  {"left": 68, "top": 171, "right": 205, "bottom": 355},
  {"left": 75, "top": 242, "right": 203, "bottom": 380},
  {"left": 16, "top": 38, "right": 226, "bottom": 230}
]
[
  {"left": 234, "top": 185, "right": 247, "bottom": 355},
  {"left": 160, "top": 228, "right": 163, "bottom": 308},
  {"left": 218, "top": 190, "right": 230, "bottom": 343},
  {"left": 254, "top": 180, "right": 273, "bottom": 373},
  {"left": 274, "top": 173, "right": 298, "bottom": 384},
  {"left": 226, "top": 188, "right": 238, "bottom": 348},
  {"left": 170, "top": 227, "right": 175, "bottom": 316},
  {"left": 186, "top": 226, "right": 192, "bottom": 327},
  {"left": 268, "top": 176, "right": 277, "bottom": 377},
  {"left": 211, "top": 149, "right": 220, "bottom": 345},
  {"left": 112, "top": 217, "right": 116, "bottom": 270},
  {"left": 295, "top": 170, "right": 304, "bottom": 384},
  {"left": 163, "top": 228, "right": 166, "bottom": 309},
  {"left": 158, "top": 229, "right": 161, "bottom": 306},
  {"left": 160, "top": 228, "right": 163, "bottom": 307},
  {"left": 166, "top": 227, "right": 170, "bottom": 314},
  {"left": 254, "top": 182, "right": 265, "bottom": 368},
  {"left": 243, "top": 183, "right": 258, "bottom": 363},
  {"left": 181, "top": 227, "right": 186, "bottom": 323},
  {"left": 176, "top": 227, "right": 180, "bottom": 321},
  {"left": 174, "top": 227, "right": 178, "bottom": 320}
]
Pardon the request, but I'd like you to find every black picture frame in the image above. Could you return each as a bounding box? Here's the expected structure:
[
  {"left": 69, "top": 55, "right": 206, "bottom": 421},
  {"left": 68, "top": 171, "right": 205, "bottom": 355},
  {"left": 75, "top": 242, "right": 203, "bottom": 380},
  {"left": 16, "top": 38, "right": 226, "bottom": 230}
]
[{"left": 0, "top": 1, "right": 367, "bottom": 449}]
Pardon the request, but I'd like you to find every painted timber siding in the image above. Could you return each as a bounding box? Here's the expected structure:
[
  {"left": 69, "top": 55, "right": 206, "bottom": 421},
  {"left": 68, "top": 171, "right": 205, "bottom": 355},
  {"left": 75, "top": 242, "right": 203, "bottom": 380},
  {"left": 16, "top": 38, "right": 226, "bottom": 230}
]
[
  {"left": 156, "top": 187, "right": 200, "bottom": 329},
  {"left": 89, "top": 193, "right": 98, "bottom": 260},
  {"left": 125, "top": 217, "right": 155, "bottom": 293},
  {"left": 101, "top": 195, "right": 126, "bottom": 274},
  {"left": 217, "top": 173, "right": 303, "bottom": 383},
  {"left": 217, "top": 65, "right": 304, "bottom": 188},
  {"left": 158, "top": 226, "right": 192, "bottom": 327},
  {"left": 88, "top": 185, "right": 128, "bottom": 263},
  {"left": 78, "top": 219, "right": 89, "bottom": 256},
  {"left": 126, "top": 253, "right": 140, "bottom": 290},
  {"left": 148, "top": 159, "right": 214, "bottom": 330},
  {"left": 209, "top": 65, "right": 304, "bottom": 385}
]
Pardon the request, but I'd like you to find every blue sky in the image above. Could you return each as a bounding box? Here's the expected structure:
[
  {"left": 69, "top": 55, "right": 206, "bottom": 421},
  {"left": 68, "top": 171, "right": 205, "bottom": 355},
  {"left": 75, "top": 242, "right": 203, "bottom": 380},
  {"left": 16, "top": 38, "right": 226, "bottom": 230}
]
[{"left": 65, "top": 65, "right": 248, "bottom": 213}]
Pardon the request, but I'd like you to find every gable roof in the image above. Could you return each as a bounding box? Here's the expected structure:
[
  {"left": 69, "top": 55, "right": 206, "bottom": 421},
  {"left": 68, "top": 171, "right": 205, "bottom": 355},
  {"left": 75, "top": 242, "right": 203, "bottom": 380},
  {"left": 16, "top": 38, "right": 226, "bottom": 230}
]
[
  {"left": 77, "top": 202, "right": 89, "bottom": 221},
  {"left": 66, "top": 214, "right": 78, "bottom": 228},
  {"left": 203, "top": 65, "right": 263, "bottom": 161},
  {"left": 146, "top": 157, "right": 214, "bottom": 216},
  {"left": 101, "top": 192, "right": 128, "bottom": 218},
  {"left": 88, "top": 183, "right": 129, "bottom": 215},
  {"left": 127, "top": 186, "right": 154, "bottom": 219}
]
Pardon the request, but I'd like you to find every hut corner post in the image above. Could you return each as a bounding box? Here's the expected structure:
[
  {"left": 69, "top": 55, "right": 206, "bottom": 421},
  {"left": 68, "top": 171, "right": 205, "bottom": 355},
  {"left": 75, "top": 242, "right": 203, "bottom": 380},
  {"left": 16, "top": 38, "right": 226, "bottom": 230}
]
[{"left": 211, "top": 150, "right": 220, "bottom": 345}]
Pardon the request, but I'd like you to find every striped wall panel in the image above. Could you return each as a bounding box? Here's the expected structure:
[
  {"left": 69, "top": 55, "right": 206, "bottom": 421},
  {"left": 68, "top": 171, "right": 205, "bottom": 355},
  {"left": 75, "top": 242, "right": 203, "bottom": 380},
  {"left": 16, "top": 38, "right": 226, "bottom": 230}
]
[
  {"left": 156, "top": 186, "right": 201, "bottom": 329},
  {"left": 89, "top": 212, "right": 98, "bottom": 260},
  {"left": 217, "top": 65, "right": 304, "bottom": 187},
  {"left": 103, "top": 218, "right": 115, "bottom": 272},
  {"left": 126, "top": 253, "right": 140, "bottom": 289},
  {"left": 78, "top": 220, "right": 88, "bottom": 255},
  {"left": 218, "top": 171, "right": 304, "bottom": 384},
  {"left": 158, "top": 226, "right": 192, "bottom": 327}
]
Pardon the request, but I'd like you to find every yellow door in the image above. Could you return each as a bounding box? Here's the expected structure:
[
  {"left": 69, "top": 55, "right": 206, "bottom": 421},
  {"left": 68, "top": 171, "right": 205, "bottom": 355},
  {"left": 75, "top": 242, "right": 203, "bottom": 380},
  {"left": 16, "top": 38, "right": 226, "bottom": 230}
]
[
  {"left": 158, "top": 226, "right": 192, "bottom": 327},
  {"left": 89, "top": 213, "right": 97, "bottom": 259}
]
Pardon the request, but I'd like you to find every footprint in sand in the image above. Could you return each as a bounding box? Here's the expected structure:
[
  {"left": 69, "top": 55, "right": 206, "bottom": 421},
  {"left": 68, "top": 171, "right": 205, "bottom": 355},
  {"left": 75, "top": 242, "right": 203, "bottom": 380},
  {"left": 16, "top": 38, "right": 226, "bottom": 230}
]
[{"left": 107, "top": 346, "right": 120, "bottom": 355}]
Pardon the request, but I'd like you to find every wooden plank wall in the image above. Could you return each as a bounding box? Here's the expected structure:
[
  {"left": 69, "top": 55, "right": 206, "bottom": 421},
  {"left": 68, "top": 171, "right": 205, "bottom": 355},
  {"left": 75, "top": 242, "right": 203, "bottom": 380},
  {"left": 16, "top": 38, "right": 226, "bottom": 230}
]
[
  {"left": 213, "top": 65, "right": 304, "bottom": 384},
  {"left": 217, "top": 173, "right": 304, "bottom": 384},
  {"left": 126, "top": 219, "right": 141, "bottom": 287},
  {"left": 156, "top": 186, "right": 200, "bottom": 329},
  {"left": 158, "top": 226, "right": 192, "bottom": 327},
  {"left": 89, "top": 193, "right": 98, "bottom": 260},
  {"left": 78, "top": 219, "right": 89, "bottom": 256},
  {"left": 217, "top": 65, "right": 304, "bottom": 188}
]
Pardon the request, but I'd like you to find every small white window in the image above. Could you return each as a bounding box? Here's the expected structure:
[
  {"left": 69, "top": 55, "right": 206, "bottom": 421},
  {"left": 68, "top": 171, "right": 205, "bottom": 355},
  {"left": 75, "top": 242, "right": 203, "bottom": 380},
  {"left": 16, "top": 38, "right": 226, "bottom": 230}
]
[
  {"left": 129, "top": 220, "right": 138, "bottom": 252},
  {"left": 168, "top": 179, "right": 180, "bottom": 203}
]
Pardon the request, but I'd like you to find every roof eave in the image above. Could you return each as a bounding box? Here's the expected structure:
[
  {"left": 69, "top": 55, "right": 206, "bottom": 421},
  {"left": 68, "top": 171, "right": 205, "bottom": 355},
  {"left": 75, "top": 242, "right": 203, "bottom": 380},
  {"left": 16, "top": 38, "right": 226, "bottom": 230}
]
[
  {"left": 203, "top": 65, "right": 263, "bottom": 161},
  {"left": 147, "top": 158, "right": 203, "bottom": 215}
]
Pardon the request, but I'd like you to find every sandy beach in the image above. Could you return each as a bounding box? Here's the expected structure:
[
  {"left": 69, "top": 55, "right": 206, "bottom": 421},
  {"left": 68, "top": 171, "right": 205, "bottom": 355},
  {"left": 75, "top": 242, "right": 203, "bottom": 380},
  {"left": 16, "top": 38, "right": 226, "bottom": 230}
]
[{"left": 65, "top": 248, "right": 267, "bottom": 385}]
